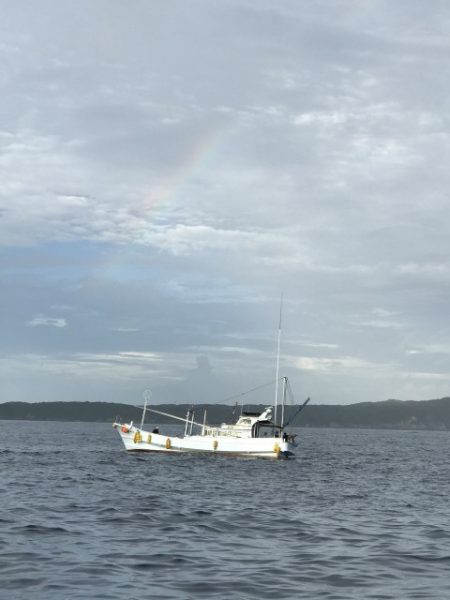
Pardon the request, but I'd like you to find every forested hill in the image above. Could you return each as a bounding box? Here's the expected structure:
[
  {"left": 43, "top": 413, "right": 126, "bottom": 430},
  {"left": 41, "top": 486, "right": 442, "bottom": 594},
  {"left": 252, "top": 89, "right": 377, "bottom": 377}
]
[{"left": 1, "top": 397, "right": 450, "bottom": 430}]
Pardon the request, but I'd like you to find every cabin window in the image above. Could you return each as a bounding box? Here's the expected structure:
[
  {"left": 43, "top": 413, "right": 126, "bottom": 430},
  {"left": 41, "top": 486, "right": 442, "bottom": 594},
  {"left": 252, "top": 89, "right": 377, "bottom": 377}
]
[{"left": 254, "top": 424, "right": 276, "bottom": 438}]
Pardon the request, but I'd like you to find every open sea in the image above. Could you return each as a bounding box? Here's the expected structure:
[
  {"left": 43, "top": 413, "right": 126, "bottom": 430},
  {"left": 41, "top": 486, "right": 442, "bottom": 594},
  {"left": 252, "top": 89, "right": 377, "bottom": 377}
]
[{"left": 1, "top": 421, "right": 450, "bottom": 599}]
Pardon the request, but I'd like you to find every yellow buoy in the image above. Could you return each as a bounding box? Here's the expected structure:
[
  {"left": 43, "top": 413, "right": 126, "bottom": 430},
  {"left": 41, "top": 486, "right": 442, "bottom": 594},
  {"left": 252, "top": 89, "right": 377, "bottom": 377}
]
[
  {"left": 165, "top": 438, "right": 172, "bottom": 450},
  {"left": 134, "top": 431, "right": 142, "bottom": 444},
  {"left": 273, "top": 443, "right": 281, "bottom": 456},
  {"left": 147, "top": 434, "right": 152, "bottom": 444}
]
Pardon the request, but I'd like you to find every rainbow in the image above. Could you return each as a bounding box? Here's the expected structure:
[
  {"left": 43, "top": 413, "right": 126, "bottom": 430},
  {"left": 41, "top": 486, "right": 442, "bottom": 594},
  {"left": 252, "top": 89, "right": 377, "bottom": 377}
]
[
  {"left": 141, "top": 124, "right": 231, "bottom": 217},
  {"left": 93, "top": 124, "right": 232, "bottom": 277}
]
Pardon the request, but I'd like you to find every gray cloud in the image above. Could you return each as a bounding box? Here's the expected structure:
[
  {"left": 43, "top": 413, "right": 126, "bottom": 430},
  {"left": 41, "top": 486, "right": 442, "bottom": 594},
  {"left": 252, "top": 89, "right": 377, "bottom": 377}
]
[
  {"left": 1, "top": 0, "right": 450, "bottom": 405},
  {"left": 27, "top": 315, "right": 67, "bottom": 328}
]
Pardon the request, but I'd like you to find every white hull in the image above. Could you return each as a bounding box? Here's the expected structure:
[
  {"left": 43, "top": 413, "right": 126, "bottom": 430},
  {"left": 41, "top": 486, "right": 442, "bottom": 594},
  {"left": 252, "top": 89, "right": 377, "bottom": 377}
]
[{"left": 114, "top": 423, "right": 296, "bottom": 459}]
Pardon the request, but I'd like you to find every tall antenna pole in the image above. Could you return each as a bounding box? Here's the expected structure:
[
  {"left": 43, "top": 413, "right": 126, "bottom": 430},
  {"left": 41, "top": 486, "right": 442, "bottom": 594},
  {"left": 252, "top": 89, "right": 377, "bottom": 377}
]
[
  {"left": 141, "top": 389, "right": 152, "bottom": 429},
  {"left": 274, "top": 293, "right": 283, "bottom": 426}
]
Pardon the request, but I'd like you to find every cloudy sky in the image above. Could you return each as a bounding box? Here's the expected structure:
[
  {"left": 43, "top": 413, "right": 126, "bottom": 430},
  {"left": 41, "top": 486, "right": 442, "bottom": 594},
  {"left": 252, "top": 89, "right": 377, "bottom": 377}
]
[{"left": 1, "top": 0, "right": 450, "bottom": 406}]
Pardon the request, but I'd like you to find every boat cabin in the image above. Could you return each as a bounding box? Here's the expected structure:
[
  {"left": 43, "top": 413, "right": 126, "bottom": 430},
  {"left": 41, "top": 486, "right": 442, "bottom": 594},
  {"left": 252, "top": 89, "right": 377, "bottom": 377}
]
[{"left": 204, "top": 406, "right": 282, "bottom": 439}]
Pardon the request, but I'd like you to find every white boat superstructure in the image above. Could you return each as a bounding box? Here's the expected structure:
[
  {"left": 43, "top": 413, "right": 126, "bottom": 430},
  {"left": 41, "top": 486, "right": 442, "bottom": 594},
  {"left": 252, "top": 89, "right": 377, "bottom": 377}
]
[{"left": 113, "top": 379, "right": 309, "bottom": 459}]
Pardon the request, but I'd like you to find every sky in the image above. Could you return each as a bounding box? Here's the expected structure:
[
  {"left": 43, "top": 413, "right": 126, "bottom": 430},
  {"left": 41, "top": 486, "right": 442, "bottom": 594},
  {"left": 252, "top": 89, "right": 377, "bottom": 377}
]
[{"left": 1, "top": 0, "right": 450, "bottom": 406}]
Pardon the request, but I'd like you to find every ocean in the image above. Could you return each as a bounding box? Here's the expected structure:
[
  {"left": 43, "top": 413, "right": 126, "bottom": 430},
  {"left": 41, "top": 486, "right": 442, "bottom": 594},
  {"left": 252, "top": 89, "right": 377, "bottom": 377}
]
[{"left": 1, "top": 421, "right": 449, "bottom": 599}]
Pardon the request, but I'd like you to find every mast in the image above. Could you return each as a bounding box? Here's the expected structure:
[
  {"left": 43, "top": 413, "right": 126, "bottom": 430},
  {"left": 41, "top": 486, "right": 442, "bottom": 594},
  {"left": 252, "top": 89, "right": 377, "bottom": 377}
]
[
  {"left": 189, "top": 409, "right": 195, "bottom": 435},
  {"left": 202, "top": 409, "right": 207, "bottom": 435},
  {"left": 184, "top": 409, "right": 190, "bottom": 436},
  {"left": 273, "top": 293, "right": 283, "bottom": 426},
  {"left": 280, "top": 376, "right": 287, "bottom": 428}
]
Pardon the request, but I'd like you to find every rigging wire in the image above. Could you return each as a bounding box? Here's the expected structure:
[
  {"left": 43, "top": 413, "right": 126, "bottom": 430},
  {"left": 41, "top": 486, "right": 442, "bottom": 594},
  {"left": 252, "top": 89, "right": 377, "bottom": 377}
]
[
  {"left": 286, "top": 378, "right": 295, "bottom": 405},
  {"left": 134, "top": 377, "right": 289, "bottom": 410},
  {"left": 216, "top": 377, "right": 285, "bottom": 405}
]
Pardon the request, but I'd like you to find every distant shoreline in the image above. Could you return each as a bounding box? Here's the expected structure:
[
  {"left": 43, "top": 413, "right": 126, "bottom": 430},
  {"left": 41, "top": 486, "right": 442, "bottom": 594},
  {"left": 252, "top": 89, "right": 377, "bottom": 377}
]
[
  {"left": 1, "top": 419, "right": 449, "bottom": 432},
  {"left": 1, "top": 398, "right": 450, "bottom": 430}
]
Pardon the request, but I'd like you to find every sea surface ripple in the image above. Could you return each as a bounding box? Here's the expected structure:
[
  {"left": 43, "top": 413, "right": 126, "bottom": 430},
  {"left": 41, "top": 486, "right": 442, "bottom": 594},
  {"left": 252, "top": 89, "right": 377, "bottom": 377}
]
[{"left": 1, "top": 421, "right": 450, "bottom": 599}]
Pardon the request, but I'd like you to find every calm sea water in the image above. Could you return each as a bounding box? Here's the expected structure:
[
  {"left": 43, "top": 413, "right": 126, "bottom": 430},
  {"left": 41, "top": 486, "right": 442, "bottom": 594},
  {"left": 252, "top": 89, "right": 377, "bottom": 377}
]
[{"left": 1, "top": 421, "right": 449, "bottom": 599}]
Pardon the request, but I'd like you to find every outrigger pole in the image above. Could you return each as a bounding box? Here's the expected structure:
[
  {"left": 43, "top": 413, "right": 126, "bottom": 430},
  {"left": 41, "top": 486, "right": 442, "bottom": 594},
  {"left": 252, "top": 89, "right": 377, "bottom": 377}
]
[
  {"left": 136, "top": 405, "right": 205, "bottom": 429},
  {"left": 283, "top": 396, "right": 311, "bottom": 428}
]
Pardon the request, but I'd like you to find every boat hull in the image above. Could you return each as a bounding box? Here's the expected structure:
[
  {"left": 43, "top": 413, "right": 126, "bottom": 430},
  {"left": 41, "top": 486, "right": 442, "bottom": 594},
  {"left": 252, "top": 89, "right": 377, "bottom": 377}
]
[{"left": 113, "top": 423, "right": 296, "bottom": 459}]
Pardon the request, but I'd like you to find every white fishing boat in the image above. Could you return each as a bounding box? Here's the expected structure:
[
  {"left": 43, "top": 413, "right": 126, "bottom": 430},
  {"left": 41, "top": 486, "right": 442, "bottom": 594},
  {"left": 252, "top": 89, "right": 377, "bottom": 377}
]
[
  {"left": 113, "top": 377, "right": 310, "bottom": 459},
  {"left": 114, "top": 300, "right": 309, "bottom": 458}
]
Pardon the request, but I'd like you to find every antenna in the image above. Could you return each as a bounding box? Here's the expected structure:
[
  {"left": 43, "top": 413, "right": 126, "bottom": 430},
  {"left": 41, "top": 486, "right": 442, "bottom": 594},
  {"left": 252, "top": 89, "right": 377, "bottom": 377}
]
[
  {"left": 273, "top": 293, "right": 283, "bottom": 425},
  {"left": 141, "top": 389, "right": 152, "bottom": 429}
]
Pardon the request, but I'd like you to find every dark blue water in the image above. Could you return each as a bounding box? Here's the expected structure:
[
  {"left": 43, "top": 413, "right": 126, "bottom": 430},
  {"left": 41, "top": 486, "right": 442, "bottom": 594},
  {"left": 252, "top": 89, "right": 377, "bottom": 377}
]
[{"left": 1, "top": 421, "right": 450, "bottom": 599}]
